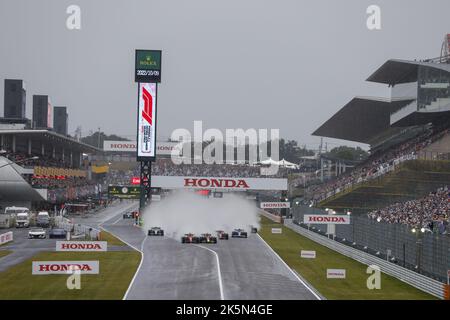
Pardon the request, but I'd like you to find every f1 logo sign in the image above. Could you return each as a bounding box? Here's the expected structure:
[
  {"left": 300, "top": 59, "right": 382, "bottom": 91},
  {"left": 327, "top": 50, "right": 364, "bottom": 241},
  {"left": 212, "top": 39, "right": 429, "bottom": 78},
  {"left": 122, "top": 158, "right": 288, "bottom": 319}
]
[
  {"left": 137, "top": 82, "right": 157, "bottom": 158},
  {"left": 142, "top": 87, "right": 153, "bottom": 125}
]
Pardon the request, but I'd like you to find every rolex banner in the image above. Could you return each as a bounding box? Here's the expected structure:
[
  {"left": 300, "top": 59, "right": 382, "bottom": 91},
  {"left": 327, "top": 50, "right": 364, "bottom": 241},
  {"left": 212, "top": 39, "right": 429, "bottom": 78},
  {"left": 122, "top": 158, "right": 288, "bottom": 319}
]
[{"left": 108, "top": 186, "right": 141, "bottom": 199}]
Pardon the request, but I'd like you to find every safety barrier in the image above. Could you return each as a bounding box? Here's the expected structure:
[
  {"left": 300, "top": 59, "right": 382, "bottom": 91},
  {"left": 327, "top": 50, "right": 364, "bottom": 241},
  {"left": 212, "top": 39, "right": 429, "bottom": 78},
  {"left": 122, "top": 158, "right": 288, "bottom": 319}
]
[
  {"left": 54, "top": 216, "right": 100, "bottom": 240},
  {"left": 259, "top": 210, "right": 282, "bottom": 223},
  {"left": 284, "top": 219, "right": 446, "bottom": 299}
]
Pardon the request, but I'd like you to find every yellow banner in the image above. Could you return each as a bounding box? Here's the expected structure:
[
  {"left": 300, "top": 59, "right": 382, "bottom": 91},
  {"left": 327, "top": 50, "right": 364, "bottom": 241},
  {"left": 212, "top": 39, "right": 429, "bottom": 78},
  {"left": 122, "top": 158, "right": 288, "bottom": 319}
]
[{"left": 91, "top": 165, "right": 109, "bottom": 174}]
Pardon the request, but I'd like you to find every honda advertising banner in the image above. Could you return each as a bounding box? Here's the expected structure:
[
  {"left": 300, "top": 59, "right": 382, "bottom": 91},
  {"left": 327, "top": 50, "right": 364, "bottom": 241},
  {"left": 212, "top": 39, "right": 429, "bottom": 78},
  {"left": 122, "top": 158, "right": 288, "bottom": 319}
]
[
  {"left": 260, "top": 202, "right": 291, "bottom": 209},
  {"left": 103, "top": 140, "right": 137, "bottom": 152},
  {"left": 156, "top": 142, "right": 182, "bottom": 156},
  {"left": 327, "top": 269, "right": 346, "bottom": 279},
  {"left": 149, "top": 176, "right": 288, "bottom": 191},
  {"left": 300, "top": 250, "right": 316, "bottom": 259},
  {"left": 137, "top": 83, "right": 157, "bottom": 160},
  {"left": 0, "top": 231, "right": 13, "bottom": 245},
  {"left": 303, "top": 214, "right": 351, "bottom": 225},
  {"left": 56, "top": 241, "right": 107, "bottom": 252},
  {"left": 32, "top": 261, "right": 100, "bottom": 275},
  {"left": 103, "top": 141, "right": 181, "bottom": 155}
]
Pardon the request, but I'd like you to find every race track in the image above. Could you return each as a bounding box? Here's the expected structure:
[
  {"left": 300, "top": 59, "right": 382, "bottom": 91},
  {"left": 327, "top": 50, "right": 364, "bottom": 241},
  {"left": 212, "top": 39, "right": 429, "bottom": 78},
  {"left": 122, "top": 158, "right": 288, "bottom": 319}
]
[
  {"left": 0, "top": 201, "right": 319, "bottom": 300},
  {"left": 101, "top": 204, "right": 319, "bottom": 300}
]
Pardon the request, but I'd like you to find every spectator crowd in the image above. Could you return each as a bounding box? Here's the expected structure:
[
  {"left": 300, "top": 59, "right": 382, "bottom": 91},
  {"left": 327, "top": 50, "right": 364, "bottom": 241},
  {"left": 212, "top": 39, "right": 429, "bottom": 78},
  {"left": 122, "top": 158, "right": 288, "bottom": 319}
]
[
  {"left": 105, "top": 158, "right": 291, "bottom": 185},
  {"left": 151, "top": 159, "right": 289, "bottom": 178},
  {"left": 308, "top": 126, "right": 450, "bottom": 202},
  {"left": 367, "top": 186, "right": 449, "bottom": 234},
  {"left": 3, "top": 151, "right": 76, "bottom": 169}
]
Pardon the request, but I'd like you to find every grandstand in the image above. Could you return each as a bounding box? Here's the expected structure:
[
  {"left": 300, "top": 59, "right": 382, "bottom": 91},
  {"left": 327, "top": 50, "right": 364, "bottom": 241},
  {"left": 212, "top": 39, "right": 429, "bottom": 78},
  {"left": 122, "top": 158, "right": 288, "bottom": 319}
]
[
  {"left": 0, "top": 80, "right": 102, "bottom": 210},
  {"left": 0, "top": 130, "right": 102, "bottom": 209},
  {"left": 309, "top": 57, "right": 450, "bottom": 214},
  {"left": 289, "top": 39, "right": 450, "bottom": 283}
]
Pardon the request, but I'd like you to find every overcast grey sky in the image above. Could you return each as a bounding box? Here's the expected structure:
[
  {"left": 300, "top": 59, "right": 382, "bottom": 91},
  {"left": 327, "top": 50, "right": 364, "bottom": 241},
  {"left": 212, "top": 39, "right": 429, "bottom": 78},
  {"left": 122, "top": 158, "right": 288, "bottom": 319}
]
[{"left": 1, "top": 0, "right": 449, "bottom": 151}]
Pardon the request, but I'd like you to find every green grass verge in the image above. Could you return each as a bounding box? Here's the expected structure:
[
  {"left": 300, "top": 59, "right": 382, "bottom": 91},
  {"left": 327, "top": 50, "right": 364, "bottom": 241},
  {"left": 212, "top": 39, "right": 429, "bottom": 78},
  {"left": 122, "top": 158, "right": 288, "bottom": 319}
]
[
  {"left": 0, "top": 242, "right": 12, "bottom": 247},
  {"left": 99, "top": 230, "right": 127, "bottom": 246},
  {"left": 0, "top": 251, "right": 140, "bottom": 300},
  {"left": 259, "top": 216, "right": 436, "bottom": 300},
  {"left": 0, "top": 250, "right": 11, "bottom": 259}
]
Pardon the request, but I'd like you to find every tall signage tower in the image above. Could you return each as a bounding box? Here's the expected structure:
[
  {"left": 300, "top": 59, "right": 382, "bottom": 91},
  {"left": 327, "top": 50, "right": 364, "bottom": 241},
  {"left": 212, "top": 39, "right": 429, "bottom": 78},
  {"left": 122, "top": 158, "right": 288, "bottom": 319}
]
[{"left": 134, "top": 49, "right": 162, "bottom": 209}]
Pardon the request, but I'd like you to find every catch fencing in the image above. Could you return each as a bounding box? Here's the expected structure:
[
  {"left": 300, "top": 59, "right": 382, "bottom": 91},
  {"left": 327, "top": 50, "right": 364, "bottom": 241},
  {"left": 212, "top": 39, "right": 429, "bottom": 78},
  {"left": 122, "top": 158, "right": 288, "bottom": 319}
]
[
  {"left": 292, "top": 205, "right": 450, "bottom": 284},
  {"left": 284, "top": 219, "right": 447, "bottom": 299},
  {"left": 54, "top": 216, "right": 101, "bottom": 240}
]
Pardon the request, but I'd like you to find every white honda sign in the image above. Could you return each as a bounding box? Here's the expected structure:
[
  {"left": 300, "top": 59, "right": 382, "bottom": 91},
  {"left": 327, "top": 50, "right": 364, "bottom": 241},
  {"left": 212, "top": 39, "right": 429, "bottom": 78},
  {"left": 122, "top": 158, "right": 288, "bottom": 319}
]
[
  {"left": 304, "top": 214, "right": 350, "bottom": 225},
  {"left": 271, "top": 228, "right": 282, "bottom": 234},
  {"left": 0, "top": 231, "right": 13, "bottom": 245},
  {"left": 56, "top": 241, "right": 107, "bottom": 252},
  {"left": 300, "top": 250, "right": 316, "bottom": 259},
  {"left": 156, "top": 142, "right": 182, "bottom": 156},
  {"left": 327, "top": 269, "right": 346, "bottom": 279},
  {"left": 103, "top": 140, "right": 136, "bottom": 152},
  {"left": 151, "top": 176, "right": 288, "bottom": 191},
  {"left": 261, "top": 202, "right": 290, "bottom": 209},
  {"left": 103, "top": 140, "right": 181, "bottom": 155},
  {"left": 32, "top": 261, "right": 100, "bottom": 275}
]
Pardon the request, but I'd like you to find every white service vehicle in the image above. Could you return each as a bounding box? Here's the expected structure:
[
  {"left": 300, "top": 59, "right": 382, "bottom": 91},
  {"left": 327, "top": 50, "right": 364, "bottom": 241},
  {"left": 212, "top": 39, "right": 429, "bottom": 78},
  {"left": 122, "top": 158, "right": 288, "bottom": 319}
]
[
  {"left": 4, "top": 206, "right": 30, "bottom": 217},
  {"left": 15, "top": 212, "right": 30, "bottom": 228},
  {"left": 28, "top": 227, "right": 46, "bottom": 239},
  {"left": 36, "top": 211, "right": 50, "bottom": 227}
]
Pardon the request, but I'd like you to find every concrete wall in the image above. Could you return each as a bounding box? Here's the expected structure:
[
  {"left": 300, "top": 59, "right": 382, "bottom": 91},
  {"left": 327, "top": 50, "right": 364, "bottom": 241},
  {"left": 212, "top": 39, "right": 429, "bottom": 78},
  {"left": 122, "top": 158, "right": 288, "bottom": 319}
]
[{"left": 422, "top": 132, "right": 450, "bottom": 155}]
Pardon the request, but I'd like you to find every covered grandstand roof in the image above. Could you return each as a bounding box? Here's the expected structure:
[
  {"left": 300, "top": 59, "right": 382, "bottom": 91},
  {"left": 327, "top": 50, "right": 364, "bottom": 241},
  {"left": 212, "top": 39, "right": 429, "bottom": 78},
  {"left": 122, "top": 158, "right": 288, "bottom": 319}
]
[
  {"left": 0, "top": 157, "right": 44, "bottom": 201},
  {"left": 367, "top": 59, "right": 450, "bottom": 85},
  {"left": 312, "top": 97, "right": 414, "bottom": 144},
  {"left": 0, "top": 129, "right": 100, "bottom": 153}
]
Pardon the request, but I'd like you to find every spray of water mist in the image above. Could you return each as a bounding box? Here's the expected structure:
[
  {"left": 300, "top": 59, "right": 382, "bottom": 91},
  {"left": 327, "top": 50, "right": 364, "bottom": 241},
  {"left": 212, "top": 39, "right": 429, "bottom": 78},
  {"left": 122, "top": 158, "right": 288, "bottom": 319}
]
[{"left": 142, "top": 191, "right": 260, "bottom": 240}]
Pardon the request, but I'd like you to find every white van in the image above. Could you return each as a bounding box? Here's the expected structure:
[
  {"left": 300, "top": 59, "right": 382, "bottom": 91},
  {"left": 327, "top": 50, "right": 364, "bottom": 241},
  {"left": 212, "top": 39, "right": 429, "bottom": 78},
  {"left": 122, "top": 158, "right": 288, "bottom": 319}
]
[
  {"left": 16, "top": 212, "right": 30, "bottom": 228},
  {"left": 36, "top": 211, "right": 50, "bottom": 227},
  {"left": 4, "top": 206, "right": 30, "bottom": 217}
]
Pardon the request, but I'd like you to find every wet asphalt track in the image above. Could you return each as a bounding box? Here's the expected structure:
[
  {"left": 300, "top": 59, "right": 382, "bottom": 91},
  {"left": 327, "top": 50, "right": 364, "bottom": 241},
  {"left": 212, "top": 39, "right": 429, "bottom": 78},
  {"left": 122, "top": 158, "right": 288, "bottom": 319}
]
[
  {"left": 101, "top": 203, "right": 319, "bottom": 300},
  {"left": 0, "top": 201, "right": 320, "bottom": 300}
]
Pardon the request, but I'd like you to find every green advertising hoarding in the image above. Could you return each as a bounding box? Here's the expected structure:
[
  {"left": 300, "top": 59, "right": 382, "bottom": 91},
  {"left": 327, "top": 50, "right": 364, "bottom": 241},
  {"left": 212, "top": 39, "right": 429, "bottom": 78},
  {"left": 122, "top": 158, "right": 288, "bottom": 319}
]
[
  {"left": 108, "top": 185, "right": 141, "bottom": 199},
  {"left": 135, "top": 50, "right": 162, "bottom": 83}
]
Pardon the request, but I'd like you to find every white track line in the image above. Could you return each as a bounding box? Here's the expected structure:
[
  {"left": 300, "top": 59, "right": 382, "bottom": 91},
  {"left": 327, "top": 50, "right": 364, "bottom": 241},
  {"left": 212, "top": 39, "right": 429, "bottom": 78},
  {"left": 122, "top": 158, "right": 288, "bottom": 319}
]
[
  {"left": 122, "top": 235, "right": 147, "bottom": 300},
  {"left": 194, "top": 244, "right": 225, "bottom": 300},
  {"left": 98, "top": 206, "right": 146, "bottom": 300},
  {"left": 111, "top": 216, "right": 123, "bottom": 225},
  {"left": 256, "top": 234, "right": 322, "bottom": 300},
  {"left": 98, "top": 224, "right": 147, "bottom": 300}
]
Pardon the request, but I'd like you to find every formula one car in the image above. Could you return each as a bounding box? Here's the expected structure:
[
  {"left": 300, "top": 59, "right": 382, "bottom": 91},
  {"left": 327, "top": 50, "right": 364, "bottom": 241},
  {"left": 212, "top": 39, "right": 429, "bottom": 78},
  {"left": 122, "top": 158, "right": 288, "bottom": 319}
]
[
  {"left": 181, "top": 233, "right": 199, "bottom": 243},
  {"left": 148, "top": 227, "right": 164, "bottom": 236},
  {"left": 251, "top": 226, "right": 258, "bottom": 233},
  {"left": 28, "top": 227, "right": 46, "bottom": 239},
  {"left": 199, "top": 233, "right": 217, "bottom": 243},
  {"left": 231, "top": 228, "right": 248, "bottom": 238},
  {"left": 123, "top": 211, "right": 134, "bottom": 219},
  {"left": 216, "top": 230, "right": 229, "bottom": 240}
]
